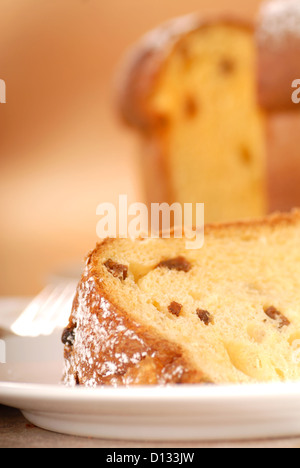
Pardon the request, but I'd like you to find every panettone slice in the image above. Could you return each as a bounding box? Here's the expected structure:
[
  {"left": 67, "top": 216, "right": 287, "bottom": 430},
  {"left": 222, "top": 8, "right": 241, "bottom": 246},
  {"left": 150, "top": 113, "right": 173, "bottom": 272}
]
[{"left": 63, "top": 211, "right": 300, "bottom": 387}]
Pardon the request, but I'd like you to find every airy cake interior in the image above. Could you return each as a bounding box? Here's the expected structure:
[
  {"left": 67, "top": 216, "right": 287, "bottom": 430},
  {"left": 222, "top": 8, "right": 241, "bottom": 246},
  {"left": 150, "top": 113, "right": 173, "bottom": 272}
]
[
  {"left": 144, "top": 24, "right": 267, "bottom": 223},
  {"left": 97, "top": 214, "right": 300, "bottom": 384}
]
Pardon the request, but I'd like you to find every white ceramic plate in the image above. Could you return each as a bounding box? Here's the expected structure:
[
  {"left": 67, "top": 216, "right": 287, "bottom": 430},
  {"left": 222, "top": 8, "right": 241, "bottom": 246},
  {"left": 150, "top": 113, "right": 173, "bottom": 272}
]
[{"left": 1, "top": 331, "right": 300, "bottom": 441}]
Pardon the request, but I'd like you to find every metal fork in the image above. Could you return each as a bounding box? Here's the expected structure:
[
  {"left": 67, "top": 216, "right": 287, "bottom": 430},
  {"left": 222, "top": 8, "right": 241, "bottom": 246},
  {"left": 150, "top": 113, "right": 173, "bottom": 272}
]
[{"left": 11, "top": 282, "right": 77, "bottom": 337}]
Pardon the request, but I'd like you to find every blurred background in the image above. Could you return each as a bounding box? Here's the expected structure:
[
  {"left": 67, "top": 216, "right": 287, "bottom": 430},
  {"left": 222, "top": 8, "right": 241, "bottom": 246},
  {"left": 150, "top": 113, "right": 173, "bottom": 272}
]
[{"left": 0, "top": 0, "right": 267, "bottom": 296}]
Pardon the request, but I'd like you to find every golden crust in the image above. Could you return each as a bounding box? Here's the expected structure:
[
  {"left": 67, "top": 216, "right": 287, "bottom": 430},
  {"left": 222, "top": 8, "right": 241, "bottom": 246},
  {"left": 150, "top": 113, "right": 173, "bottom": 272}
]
[
  {"left": 117, "top": 14, "right": 253, "bottom": 131},
  {"left": 203, "top": 208, "right": 300, "bottom": 234}
]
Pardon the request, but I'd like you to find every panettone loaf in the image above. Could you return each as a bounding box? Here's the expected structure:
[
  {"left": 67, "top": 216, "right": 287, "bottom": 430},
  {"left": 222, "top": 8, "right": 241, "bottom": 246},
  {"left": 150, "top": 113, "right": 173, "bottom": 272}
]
[
  {"left": 63, "top": 210, "right": 300, "bottom": 387},
  {"left": 118, "top": 17, "right": 267, "bottom": 223}
]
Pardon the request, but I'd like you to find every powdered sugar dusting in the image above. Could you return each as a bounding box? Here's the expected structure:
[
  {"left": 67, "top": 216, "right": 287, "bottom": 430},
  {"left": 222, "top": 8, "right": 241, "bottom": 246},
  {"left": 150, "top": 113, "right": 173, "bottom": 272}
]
[
  {"left": 139, "top": 14, "right": 199, "bottom": 51},
  {"left": 63, "top": 254, "right": 194, "bottom": 388},
  {"left": 63, "top": 265, "right": 156, "bottom": 387},
  {"left": 258, "top": 0, "right": 300, "bottom": 46},
  {"left": 117, "top": 13, "right": 199, "bottom": 110}
]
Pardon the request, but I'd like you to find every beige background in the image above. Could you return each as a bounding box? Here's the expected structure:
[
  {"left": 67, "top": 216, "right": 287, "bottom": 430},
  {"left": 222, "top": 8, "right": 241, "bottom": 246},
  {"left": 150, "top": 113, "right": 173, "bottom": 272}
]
[{"left": 0, "top": 0, "right": 264, "bottom": 295}]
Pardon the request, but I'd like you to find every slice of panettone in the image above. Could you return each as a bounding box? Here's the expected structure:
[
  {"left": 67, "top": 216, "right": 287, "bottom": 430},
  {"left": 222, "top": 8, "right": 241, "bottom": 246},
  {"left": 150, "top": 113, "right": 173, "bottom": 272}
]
[{"left": 63, "top": 211, "right": 300, "bottom": 387}]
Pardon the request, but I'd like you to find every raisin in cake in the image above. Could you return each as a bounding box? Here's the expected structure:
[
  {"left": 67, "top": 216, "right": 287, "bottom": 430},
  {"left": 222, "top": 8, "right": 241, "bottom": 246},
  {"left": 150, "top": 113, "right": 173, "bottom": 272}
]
[
  {"left": 63, "top": 210, "right": 300, "bottom": 387},
  {"left": 118, "top": 16, "right": 267, "bottom": 223}
]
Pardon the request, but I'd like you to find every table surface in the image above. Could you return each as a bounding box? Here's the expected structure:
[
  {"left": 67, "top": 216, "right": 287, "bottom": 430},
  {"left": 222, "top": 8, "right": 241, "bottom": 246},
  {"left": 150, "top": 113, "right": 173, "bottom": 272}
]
[{"left": 1, "top": 405, "right": 300, "bottom": 448}]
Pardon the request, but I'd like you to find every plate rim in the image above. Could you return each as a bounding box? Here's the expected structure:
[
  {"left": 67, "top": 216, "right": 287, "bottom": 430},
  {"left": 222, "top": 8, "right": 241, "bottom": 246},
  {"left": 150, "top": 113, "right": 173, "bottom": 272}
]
[
  {"left": 2, "top": 380, "right": 300, "bottom": 403},
  {"left": 2, "top": 381, "right": 300, "bottom": 441}
]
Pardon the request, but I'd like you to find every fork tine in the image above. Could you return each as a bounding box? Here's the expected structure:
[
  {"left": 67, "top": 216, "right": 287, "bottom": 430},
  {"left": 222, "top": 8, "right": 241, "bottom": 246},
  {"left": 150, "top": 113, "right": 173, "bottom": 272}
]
[
  {"left": 52, "top": 283, "right": 76, "bottom": 328},
  {"left": 11, "top": 285, "right": 58, "bottom": 336},
  {"left": 31, "top": 284, "right": 71, "bottom": 326},
  {"left": 36, "top": 284, "right": 76, "bottom": 336},
  {"left": 11, "top": 282, "right": 77, "bottom": 337}
]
